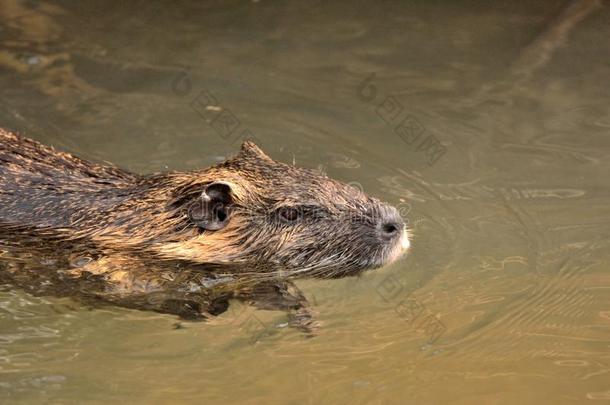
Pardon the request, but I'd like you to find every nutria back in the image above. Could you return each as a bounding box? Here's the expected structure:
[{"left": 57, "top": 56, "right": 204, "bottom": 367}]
[
  {"left": 0, "top": 129, "right": 137, "bottom": 229},
  {"left": 0, "top": 128, "right": 409, "bottom": 278}
]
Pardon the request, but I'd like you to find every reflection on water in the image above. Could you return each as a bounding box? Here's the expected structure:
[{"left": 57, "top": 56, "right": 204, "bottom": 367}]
[{"left": 1, "top": 0, "right": 609, "bottom": 403}]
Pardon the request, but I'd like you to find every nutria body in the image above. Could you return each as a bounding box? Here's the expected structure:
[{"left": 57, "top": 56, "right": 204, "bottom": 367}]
[
  {"left": 0, "top": 128, "right": 409, "bottom": 275},
  {"left": 0, "top": 128, "right": 410, "bottom": 327}
]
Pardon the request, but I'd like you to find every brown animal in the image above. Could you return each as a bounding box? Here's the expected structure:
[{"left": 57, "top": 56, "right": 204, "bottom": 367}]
[
  {"left": 0, "top": 128, "right": 409, "bottom": 276},
  {"left": 0, "top": 128, "right": 410, "bottom": 329}
]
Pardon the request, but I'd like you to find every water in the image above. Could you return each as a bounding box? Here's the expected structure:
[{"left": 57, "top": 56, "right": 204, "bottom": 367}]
[{"left": 1, "top": 0, "right": 609, "bottom": 403}]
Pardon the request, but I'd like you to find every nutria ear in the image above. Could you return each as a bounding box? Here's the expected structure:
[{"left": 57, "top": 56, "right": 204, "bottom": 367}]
[
  {"left": 188, "top": 182, "right": 233, "bottom": 231},
  {"left": 239, "top": 141, "right": 272, "bottom": 162}
]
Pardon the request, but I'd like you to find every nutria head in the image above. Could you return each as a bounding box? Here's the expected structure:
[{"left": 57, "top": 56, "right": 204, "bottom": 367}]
[{"left": 155, "top": 142, "right": 410, "bottom": 278}]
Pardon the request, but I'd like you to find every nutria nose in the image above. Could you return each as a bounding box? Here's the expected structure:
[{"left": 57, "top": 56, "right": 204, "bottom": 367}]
[
  {"left": 378, "top": 208, "right": 405, "bottom": 240},
  {"left": 382, "top": 222, "right": 400, "bottom": 236}
]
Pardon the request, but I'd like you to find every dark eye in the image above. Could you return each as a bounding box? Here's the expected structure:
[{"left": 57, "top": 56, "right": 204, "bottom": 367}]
[{"left": 278, "top": 207, "right": 301, "bottom": 223}]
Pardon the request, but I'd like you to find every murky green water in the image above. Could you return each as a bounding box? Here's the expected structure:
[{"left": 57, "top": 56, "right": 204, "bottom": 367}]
[{"left": 1, "top": 0, "right": 609, "bottom": 403}]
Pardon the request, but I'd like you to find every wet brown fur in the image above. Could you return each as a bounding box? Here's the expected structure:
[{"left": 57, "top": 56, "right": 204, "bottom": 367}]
[{"left": 0, "top": 128, "right": 407, "bottom": 279}]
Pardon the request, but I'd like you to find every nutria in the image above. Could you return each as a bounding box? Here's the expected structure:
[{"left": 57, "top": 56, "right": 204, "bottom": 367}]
[{"left": 0, "top": 128, "right": 410, "bottom": 329}]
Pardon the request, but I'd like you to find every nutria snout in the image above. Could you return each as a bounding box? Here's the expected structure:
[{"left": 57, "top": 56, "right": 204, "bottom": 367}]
[{"left": 0, "top": 129, "right": 410, "bottom": 278}]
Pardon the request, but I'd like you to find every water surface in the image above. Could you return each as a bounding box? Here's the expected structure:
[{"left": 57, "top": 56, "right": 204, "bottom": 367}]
[{"left": 1, "top": 0, "right": 609, "bottom": 403}]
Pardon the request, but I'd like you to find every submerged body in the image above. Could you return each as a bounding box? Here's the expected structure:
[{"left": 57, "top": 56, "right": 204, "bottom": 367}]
[{"left": 0, "top": 128, "right": 410, "bottom": 324}]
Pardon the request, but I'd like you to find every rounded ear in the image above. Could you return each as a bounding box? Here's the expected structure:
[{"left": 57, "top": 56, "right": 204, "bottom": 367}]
[{"left": 188, "top": 182, "right": 233, "bottom": 231}]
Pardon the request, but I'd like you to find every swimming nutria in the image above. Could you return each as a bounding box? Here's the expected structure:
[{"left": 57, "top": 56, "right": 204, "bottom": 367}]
[
  {"left": 0, "top": 128, "right": 410, "bottom": 330},
  {"left": 0, "top": 128, "right": 410, "bottom": 278}
]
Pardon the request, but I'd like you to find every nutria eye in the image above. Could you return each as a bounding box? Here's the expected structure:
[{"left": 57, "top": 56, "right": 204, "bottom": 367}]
[{"left": 278, "top": 207, "right": 301, "bottom": 223}]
